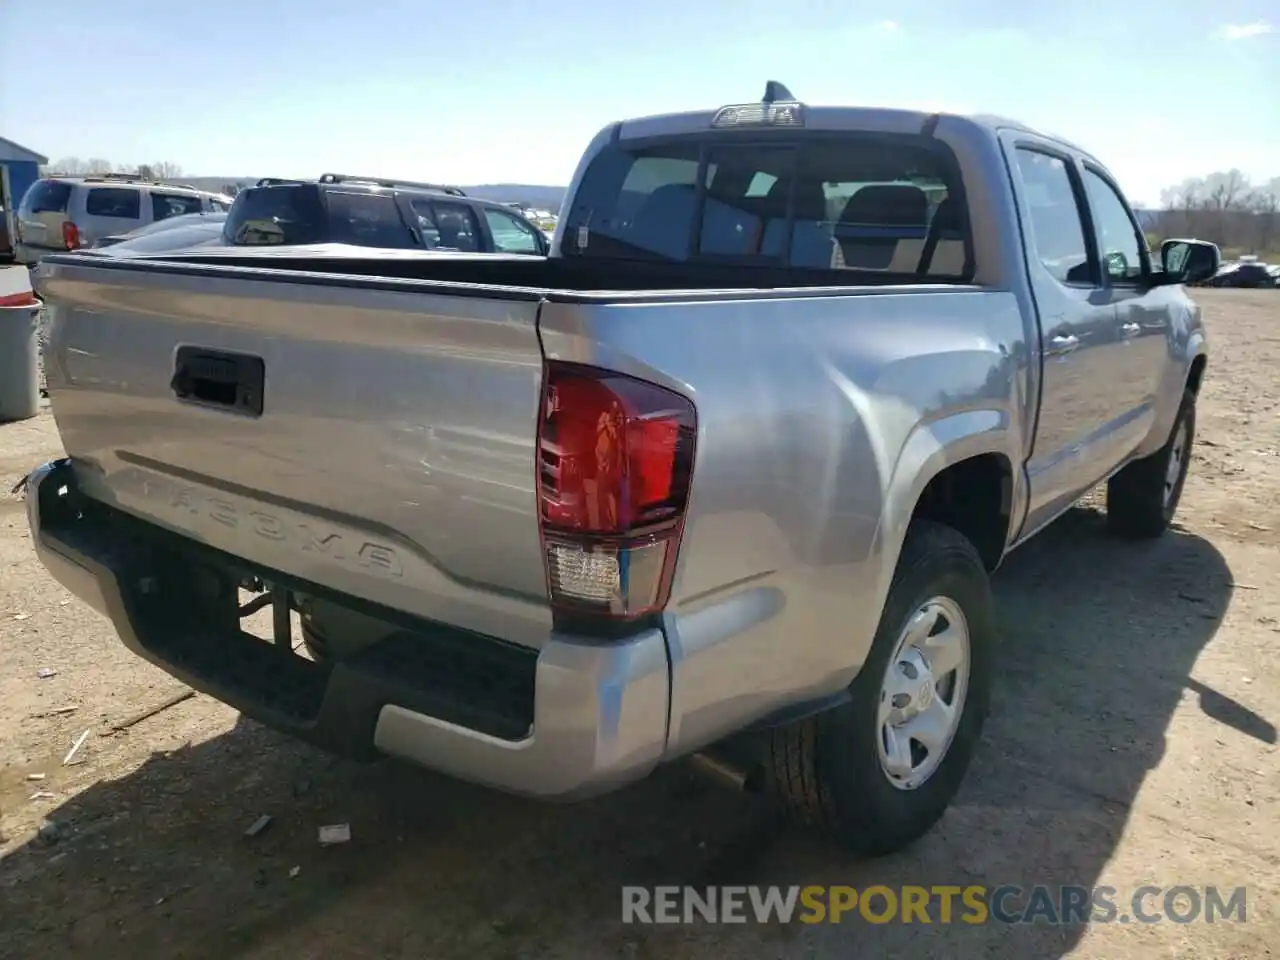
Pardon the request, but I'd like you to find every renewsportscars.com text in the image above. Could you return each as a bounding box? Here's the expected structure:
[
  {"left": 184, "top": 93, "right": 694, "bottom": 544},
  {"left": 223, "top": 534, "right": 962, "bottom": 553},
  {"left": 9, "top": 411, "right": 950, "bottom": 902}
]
[{"left": 621, "top": 885, "right": 1247, "bottom": 925}]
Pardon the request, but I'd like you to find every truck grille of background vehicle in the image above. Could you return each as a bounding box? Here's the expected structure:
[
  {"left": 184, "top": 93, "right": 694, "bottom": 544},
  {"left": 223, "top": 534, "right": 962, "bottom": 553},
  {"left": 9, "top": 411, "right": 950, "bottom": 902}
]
[{"left": 537, "top": 362, "right": 696, "bottom": 621}]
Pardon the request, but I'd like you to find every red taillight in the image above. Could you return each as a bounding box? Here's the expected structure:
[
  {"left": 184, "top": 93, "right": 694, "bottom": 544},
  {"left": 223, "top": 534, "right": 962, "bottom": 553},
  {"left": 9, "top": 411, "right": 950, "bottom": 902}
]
[
  {"left": 537, "top": 361, "right": 696, "bottom": 621},
  {"left": 0, "top": 290, "right": 39, "bottom": 307},
  {"left": 62, "top": 221, "right": 81, "bottom": 250}
]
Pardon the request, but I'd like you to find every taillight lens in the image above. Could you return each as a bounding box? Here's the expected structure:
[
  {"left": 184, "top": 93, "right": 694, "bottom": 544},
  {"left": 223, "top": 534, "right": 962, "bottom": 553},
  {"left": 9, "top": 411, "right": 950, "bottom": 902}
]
[
  {"left": 537, "top": 361, "right": 696, "bottom": 621},
  {"left": 0, "top": 291, "right": 39, "bottom": 307},
  {"left": 62, "top": 221, "right": 81, "bottom": 250}
]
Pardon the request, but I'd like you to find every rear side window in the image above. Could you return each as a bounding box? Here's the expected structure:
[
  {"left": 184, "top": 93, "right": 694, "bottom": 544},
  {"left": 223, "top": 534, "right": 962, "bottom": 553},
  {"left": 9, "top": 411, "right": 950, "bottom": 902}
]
[
  {"left": 324, "top": 192, "right": 417, "bottom": 249},
  {"left": 85, "top": 188, "right": 142, "bottom": 219},
  {"left": 225, "top": 185, "right": 326, "bottom": 245},
  {"left": 429, "top": 201, "right": 482, "bottom": 252},
  {"left": 561, "top": 135, "right": 970, "bottom": 278},
  {"left": 1013, "top": 149, "right": 1091, "bottom": 285},
  {"left": 409, "top": 200, "right": 442, "bottom": 247},
  {"left": 151, "top": 193, "right": 205, "bottom": 222},
  {"left": 22, "top": 180, "right": 73, "bottom": 214}
]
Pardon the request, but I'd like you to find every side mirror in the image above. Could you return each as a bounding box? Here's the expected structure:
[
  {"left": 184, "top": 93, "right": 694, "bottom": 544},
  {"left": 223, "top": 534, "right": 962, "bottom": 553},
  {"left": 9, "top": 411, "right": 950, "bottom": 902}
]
[{"left": 1159, "top": 238, "right": 1220, "bottom": 286}]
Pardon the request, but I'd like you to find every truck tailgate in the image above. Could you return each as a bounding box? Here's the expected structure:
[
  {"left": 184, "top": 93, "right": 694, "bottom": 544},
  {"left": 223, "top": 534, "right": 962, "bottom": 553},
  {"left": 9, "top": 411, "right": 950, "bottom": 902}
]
[{"left": 38, "top": 258, "right": 552, "bottom": 646}]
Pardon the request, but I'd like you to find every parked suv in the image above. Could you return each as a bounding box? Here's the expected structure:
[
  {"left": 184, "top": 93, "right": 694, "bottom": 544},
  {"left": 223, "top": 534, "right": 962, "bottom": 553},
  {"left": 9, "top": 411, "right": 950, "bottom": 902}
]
[
  {"left": 14, "top": 174, "right": 231, "bottom": 263},
  {"left": 222, "top": 173, "right": 550, "bottom": 255}
]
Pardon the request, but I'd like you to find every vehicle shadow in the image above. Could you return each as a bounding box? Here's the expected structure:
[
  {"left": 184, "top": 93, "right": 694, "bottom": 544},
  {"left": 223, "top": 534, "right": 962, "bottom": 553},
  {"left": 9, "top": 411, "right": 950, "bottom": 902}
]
[{"left": 0, "top": 505, "right": 1255, "bottom": 959}]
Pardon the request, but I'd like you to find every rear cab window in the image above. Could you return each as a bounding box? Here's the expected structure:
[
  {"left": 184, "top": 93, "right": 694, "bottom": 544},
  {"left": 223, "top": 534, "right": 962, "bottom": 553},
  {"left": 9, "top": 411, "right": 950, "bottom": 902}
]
[
  {"left": 224, "top": 185, "right": 327, "bottom": 245},
  {"left": 85, "top": 188, "right": 142, "bottom": 219},
  {"left": 560, "top": 132, "right": 972, "bottom": 280},
  {"left": 21, "top": 180, "right": 73, "bottom": 214}
]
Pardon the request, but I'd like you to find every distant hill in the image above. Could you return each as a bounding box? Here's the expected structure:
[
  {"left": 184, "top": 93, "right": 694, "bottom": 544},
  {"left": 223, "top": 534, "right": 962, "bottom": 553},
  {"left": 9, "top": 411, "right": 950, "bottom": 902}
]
[{"left": 183, "top": 176, "right": 566, "bottom": 211}]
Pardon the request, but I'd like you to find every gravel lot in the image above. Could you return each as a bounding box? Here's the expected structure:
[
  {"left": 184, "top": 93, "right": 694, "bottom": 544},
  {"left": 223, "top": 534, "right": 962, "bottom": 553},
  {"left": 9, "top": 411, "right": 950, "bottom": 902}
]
[{"left": 1, "top": 289, "right": 1278, "bottom": 959}]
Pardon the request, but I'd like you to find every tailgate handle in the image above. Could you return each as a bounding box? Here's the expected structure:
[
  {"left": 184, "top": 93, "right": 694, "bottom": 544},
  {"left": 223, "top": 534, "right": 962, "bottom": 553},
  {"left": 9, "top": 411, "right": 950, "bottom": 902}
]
[{"left": 171, "top": 347, "right": 265, "bottom": 417}]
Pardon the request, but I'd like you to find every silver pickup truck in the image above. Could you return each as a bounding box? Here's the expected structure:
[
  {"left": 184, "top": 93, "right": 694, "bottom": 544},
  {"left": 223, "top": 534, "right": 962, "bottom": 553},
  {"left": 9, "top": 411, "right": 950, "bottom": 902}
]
[{"left": 24, "top": 84, "right": 1218, "bottom": 856}]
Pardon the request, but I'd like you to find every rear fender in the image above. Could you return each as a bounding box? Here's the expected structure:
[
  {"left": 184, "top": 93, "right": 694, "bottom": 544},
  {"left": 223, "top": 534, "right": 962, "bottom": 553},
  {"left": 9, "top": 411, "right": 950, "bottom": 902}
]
[{"left": 867, "top": 407, "right": 1016, "bottom": 625}]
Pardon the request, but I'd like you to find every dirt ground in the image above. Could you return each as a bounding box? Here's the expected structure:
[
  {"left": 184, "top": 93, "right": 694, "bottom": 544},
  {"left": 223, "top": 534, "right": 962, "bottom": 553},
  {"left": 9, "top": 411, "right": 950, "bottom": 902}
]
[{"left": 2, "top": 289, "right": 1278, "bottom": 960}]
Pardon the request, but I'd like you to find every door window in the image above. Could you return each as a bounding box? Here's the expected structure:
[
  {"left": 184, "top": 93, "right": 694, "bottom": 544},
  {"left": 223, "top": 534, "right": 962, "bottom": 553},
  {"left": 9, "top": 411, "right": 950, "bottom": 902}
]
[
  {"left": 428, "top": 201, "right": 481, "bottom": 252},
  {"left": 482, "top": 207, "right": 543, "bottom": 254},
  {"left": 1013, "top": 149, "right": 1092, "bottom": 285},
  {"left": 85, "top": 188, "right": 142, "bottom": 219},
  {"left": 1082, "top": 169, "right": 1145, "bottom": 283},
  {"left": 151, "top": 193, "right": 205, "bottom": 221}
]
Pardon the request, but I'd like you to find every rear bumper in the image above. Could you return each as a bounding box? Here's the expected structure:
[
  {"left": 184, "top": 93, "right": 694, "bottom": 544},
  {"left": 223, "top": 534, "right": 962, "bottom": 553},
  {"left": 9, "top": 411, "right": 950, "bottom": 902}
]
[
  {"left": 24, "top": 459, "right": 671, "bottom": 800},
  {"left": 14, "top": 242, "right": 66, "bottom": 265}
]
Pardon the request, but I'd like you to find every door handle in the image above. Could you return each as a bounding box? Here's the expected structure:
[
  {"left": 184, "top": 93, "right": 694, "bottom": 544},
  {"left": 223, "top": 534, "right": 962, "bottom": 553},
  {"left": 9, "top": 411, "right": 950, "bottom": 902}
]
[
  {"left": 1120, "top": 321, "right": 1141, "bottom": 337},
  {"left": 1047, "top": 334, "right": 1079, "bottom": 357}
]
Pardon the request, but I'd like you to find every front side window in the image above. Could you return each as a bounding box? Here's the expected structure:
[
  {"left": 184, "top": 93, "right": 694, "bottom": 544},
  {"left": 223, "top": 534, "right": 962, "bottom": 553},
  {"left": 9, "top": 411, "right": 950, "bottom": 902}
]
[
  {"left": 1082, "top": 168, "right": 1144, "bottom": 283},
  {"left": 1013, "top": 149, "right": 1091, "bottom": 285},
  {"left": 85, "top": 188, "right": 142, "bottom": 219},
  {"left": 483, "top": 207, "right": 543, "bottom": 254},
  {"left": 560, "top": 135, "right": 969, "bottom": 279},
  {"left": 151, "top": 193, "right": 204, "bottom": 222}
]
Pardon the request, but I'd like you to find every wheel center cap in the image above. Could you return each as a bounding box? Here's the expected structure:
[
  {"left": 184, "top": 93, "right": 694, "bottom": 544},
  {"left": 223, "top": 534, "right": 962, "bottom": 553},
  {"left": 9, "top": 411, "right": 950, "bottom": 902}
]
[{"left": 916, "top": 679, "right": 934, "bottom": 709}]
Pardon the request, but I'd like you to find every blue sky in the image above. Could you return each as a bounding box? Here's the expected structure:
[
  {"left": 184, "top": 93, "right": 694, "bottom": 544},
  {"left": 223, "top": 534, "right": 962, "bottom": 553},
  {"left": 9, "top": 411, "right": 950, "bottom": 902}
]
[{"left": 2, "top": 0, "right": 1276, "bottom": 205}]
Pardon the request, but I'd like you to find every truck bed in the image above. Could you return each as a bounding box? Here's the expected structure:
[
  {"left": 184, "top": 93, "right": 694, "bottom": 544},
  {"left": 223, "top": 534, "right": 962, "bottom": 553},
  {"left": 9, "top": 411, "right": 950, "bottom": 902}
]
[
  {"left": 39, "top": 252, "right": 559, "bottom": 649},
  {"left": 78, "top": 244, "right": 968, "bottom": 295},
  {"left": 36, "top": 248, "right": 991, "bottom": 658}
]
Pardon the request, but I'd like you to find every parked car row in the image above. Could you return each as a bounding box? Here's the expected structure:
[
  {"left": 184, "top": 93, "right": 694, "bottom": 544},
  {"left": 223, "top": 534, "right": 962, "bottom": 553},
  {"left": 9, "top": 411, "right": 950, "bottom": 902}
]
[
  {"left": 16, "top": 171, "right": 553, "bottom": 262},
  {"left": 12, "top": 173, "right": 232, "bottom": 262}
]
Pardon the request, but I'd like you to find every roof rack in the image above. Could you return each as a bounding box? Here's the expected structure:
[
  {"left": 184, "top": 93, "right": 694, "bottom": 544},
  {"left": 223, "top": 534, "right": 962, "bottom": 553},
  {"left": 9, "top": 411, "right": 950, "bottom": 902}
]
[
  {"left": 255, "top": 177, "right": 312, "bottom": 187},
  {"left": 317, "top": 172, "right": 466, "bottom": 197},
  {"left": 81, "top": 172, "right": 201, "bottom": 191}
]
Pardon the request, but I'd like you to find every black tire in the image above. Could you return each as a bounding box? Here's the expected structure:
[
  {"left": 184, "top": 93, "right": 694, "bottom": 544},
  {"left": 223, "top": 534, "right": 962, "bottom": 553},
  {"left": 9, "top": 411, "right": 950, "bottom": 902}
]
[
  {"left": 1106, "top": 389, "right": 1195, "bottom": 540},
  {"left": 767, "top": 520, "right": 995, "bottom": 857}
]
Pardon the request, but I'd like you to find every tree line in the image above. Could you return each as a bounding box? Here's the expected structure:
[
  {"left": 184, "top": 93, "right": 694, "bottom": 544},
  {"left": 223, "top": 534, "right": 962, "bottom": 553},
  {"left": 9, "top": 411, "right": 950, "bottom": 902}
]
[
  {"left": 1155, "top": 170, "right": 1279, "bottom": 256},
  {"left": 37, "top": 157, "right": 243, "bottom": 196},
  {"left": 42, "top": 157, "right": 185, "bottom": 181}
]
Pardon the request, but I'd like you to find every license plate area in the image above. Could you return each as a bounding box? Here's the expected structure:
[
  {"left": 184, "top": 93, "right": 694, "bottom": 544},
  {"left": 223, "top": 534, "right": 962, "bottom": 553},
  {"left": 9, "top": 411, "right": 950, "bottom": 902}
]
[{"left": 171, "top": 346, "right": 265, "bottom": 416}]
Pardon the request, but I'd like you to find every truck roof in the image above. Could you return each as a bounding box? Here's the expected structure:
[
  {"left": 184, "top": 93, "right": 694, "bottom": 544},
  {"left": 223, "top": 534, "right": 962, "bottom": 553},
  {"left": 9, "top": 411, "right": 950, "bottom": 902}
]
[{"left": 611, "top": 93, "right": 1103, "bottom": 170}]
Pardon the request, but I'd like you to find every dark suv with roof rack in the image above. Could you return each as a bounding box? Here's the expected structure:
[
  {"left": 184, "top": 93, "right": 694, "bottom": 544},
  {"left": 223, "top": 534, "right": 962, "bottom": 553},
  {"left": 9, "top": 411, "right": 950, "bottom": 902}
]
[{"left": 221, "top": 174, "right": 551, "bottom": 256}]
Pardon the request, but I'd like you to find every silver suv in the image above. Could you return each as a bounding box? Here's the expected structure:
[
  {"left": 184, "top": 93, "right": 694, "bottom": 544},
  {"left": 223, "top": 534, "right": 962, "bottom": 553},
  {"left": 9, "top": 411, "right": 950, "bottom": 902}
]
[{"left": 14, "top": 174, "right": 232, "bottom": 263}]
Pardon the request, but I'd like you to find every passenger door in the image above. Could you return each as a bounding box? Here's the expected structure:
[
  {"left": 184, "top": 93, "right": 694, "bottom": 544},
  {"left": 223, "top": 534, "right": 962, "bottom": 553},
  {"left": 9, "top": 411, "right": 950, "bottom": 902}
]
[
  {"left": 1078, "top": 165, "right": 1169, "bottom": 452},
  {"left": 1006, "top": 141, "right": 1128, "bottom": 533}
]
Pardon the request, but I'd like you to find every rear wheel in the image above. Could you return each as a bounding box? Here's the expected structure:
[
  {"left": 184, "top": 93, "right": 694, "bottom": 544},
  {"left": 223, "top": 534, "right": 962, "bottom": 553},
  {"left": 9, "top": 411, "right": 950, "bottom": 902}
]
[
  {"left": 1106, "top": 389, "right": 1195, "bottom": 539},
  {"left": 767, "top": 520, "right": 994, "bottom": 857}
]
